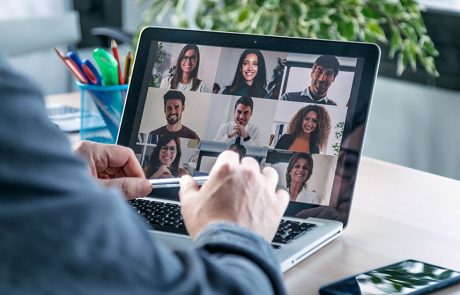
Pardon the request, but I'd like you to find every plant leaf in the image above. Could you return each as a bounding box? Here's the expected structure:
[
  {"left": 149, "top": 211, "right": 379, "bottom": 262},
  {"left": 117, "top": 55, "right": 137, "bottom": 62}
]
[
  {"left": 367, "top": 21, "right": 387, "bottom": 43},
  {"left": 337, "top": 18, "right": 358, "bottom": 40}
]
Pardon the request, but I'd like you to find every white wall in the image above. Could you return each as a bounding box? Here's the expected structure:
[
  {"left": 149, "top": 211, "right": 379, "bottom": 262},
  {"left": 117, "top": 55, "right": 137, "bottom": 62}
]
[
  {"left": 363, "top": 76, "right": 460, "bottom": 180},
  {"left": 1, "top": 0, "right": 75, "bottom": 95}
]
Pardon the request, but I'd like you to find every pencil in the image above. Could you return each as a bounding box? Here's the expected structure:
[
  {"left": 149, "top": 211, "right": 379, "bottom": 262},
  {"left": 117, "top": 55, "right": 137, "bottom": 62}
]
[
  {"left": 54, "top": 48, "right": 88, "bottom": 84},
  {"left": 111, "top": 39, "right": 124, "bottom": 85},
  {"left": 123, "top": 51, "right": 133, "bottom": 84}
]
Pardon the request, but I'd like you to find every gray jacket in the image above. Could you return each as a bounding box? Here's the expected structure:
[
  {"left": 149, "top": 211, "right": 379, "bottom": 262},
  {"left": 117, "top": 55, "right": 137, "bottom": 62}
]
[{"left": 0, "top": 54, "right": 285, "bottom": 295}]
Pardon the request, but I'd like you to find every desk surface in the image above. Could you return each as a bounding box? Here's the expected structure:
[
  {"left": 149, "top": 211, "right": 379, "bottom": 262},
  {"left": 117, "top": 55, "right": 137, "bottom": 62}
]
[
  {"left": 47, "top": 93, "right": 460, "bottom": 294},
  {"left": 284, "top": 157, "right": 460, "bottom": 294}
]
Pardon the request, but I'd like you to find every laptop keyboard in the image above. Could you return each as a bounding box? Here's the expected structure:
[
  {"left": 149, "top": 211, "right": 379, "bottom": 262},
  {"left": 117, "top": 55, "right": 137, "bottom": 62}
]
[
  {"left": 129, "top": 199, "right": 316, "bottom": 244},
  {"left": 129, "top": 199, "right": 188, "bottom": 235}
]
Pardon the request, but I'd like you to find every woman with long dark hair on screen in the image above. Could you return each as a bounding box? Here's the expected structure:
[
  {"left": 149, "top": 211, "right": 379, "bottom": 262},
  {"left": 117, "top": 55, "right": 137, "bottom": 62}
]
[
  {"left": 275, "top": 105, "right": 331, "bottom": 154},
  {"left": 144, "top": 135, "right": 187, "bottom": 179},
  {"left": 160, "top": 44, "right": 208, "bottom": 92},
  {"left": 222, "top": 49, "right": 269, "bottom": 98}
]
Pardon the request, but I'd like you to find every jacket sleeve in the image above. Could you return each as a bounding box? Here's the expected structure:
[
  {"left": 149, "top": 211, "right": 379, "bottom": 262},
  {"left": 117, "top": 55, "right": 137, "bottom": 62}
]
[
  {"left": 0, "top": 54, "right": 286, "bottom": 295},
  {"left": 274, "top": 134, "right": 291, "bottom": 150}
]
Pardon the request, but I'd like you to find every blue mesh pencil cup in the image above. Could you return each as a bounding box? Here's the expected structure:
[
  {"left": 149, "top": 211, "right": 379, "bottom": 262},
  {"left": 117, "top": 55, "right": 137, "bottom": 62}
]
[{"left": 77, "top": 82, "right": 128, "bottom": 144}]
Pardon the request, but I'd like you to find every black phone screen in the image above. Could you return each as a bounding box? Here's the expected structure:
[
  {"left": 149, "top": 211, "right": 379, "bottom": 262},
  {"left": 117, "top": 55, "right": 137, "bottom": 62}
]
[{"left": 320, "top": 259, "right": 460, "bottom": 295}]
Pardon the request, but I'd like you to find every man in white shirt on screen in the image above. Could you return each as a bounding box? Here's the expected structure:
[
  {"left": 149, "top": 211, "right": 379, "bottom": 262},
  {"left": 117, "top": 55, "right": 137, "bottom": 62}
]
[{"left": 214, "top": 96, "right": 262, "bottom": 146}]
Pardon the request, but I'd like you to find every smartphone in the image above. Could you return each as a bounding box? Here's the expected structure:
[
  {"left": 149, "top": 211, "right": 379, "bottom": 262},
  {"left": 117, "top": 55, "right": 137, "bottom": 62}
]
[{"left": 319, "top": 259, "right": 460, "bottom": 295}]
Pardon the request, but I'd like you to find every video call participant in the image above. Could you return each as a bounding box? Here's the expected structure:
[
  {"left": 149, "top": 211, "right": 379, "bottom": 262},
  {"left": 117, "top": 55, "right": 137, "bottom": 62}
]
[
  {"left": 275, "top": 105, "right": 331, "bottom": 154},
  {"left": 144, "top": 135, "right": 188, "bottom": 179},
  {"left": 149, "top": 90, "right": 200, "bottom": 141},
  {"left": 222, "top": 49, "right": 269, "bottom": 98},
  {"left": 160, "top": 44, "right": 208, "bottom": 92},
  {"left": 281, "top": 55, "right": 340, "bottom": 105},
  {"left": 214, "top": 96, "right": 262, "bottom": 146},
  {"left": 285, "top": 153, "right": 320, "bottom": 204}
]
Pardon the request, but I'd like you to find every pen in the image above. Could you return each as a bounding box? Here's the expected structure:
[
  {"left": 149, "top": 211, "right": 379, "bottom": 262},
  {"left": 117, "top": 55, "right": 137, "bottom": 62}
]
[
  {"left": 82, "top": 59, "right": 102, "bottom": 85},
  {"left": 93, "top": 48, "right": 119, "bottom": 86},
  {"left": 54, "top": 48, "right": 88, "bottom": 84},
  {"left": 111, "top": 40, "right": 124, "bottom": 85},
  {"left": 123, "top": 51, "right": 133, "bottom": 84},
  {"left": 66, "top": 51, "right": 84, "bottom": 72}
]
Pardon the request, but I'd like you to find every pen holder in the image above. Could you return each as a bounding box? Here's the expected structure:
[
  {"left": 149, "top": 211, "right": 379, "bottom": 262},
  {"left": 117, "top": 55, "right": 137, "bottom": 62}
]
[{"left": 77, "top": 82, "right": 128, "bottom": 144}]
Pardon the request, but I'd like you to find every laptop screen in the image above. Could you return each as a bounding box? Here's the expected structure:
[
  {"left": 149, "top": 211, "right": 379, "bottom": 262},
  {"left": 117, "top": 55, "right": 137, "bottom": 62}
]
[{"left": 119, "top": 28, "right": 380, "bottom": 227}]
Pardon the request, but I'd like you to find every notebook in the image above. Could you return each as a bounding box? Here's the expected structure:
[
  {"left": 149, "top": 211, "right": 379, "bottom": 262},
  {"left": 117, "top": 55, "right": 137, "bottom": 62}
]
[{"left": 117, "top": 27, "right": 380, "bottom": 272}]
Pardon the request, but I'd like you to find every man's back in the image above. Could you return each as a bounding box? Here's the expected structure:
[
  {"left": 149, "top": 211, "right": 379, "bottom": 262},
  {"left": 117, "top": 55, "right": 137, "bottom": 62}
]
[{"left": 0, "top": 54, "right": 285, "bottom": 294}]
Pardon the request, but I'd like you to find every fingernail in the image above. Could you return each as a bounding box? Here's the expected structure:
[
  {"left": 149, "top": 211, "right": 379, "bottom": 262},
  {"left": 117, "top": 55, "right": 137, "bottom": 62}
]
[{"left": 138, "top": 179, "right": 152, "bottom": 196}]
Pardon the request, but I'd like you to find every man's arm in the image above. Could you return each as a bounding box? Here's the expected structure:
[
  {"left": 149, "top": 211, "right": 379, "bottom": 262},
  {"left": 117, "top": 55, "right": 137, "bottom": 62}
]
[
  {"left": 214, "top": 122, "right": 234, "bottom": 143},
  {"left": 0, "top": 55, "right": 288, "bottom": 294},
  {"left": 243, "top": 123, "right": 263, "bottom": 146}
]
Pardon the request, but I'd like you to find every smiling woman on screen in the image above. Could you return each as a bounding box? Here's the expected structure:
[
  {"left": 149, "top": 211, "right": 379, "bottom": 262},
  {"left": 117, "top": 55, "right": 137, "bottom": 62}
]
[
  {"left": 285, "top": 152, "right": 319, "bottom": 203},
  {"left": 222, "top": 49, "right": 269, "bottom": 98},
  {"left": 275, "top": 105, "right": 331, "bottom": 154},
  {"left": 144, "top": 135, "right": 188, "bottom": 179},
  {"left": 160, "top": 44, "right": 208, "bottom": 92}
]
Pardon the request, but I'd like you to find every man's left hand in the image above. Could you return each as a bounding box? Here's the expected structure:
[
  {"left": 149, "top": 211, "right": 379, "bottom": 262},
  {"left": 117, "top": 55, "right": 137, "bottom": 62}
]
[{"left": 73, "top": 141, "right": 152, "bottom": 199}]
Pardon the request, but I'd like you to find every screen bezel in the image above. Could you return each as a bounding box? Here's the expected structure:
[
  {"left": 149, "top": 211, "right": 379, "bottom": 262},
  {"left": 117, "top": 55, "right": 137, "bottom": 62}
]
[{"left": 117, "top": 27, "right": 380, "bottom": 228}]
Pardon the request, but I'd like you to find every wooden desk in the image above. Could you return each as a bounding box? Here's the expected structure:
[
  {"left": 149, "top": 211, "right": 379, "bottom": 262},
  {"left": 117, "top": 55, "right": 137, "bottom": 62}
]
[
  {"left": 285, "top": 157, "right": 460, "bottom": 294},
  {"left": 47, "top": 93, "right": 460, "bottom": 294}
]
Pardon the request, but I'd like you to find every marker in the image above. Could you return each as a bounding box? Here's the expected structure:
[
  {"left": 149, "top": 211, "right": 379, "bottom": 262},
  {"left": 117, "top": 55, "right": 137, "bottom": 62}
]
[
  {"left": 54, "top": 48, "right": 88, "bottom": 84},
  {"left": 111, "top": 39, "right": 124, "bottom": 85},
  {"left": 93, "top": 48, "right": 119, "bottom": 86}
]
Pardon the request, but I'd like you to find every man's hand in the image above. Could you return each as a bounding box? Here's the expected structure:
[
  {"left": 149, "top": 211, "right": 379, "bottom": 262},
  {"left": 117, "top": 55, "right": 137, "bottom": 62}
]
[
  {"left": 235, "top": 124, "right": 249, "bottom": 139},
  {"left": 73, "top": 141, "right": 152, "bottom": 199},
  {"left": 179, "top": 151, "right": 289, "bottom": 242},
  {"left": 228, "top": 128, "right": 239, "bottom": 139},
  {"left": 150, "top": 165, "right": 173, "bottom": 179}
]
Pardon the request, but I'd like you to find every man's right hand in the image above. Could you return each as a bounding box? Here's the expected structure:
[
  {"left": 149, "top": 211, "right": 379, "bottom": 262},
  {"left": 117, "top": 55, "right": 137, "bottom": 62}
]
[{"left": 179, "top": 151, "right": 289, "bottom": 242}]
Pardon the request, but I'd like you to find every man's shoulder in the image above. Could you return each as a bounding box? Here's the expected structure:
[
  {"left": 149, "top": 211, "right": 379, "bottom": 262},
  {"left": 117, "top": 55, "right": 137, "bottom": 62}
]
[
  {"left": 281, "top": 91, "right": 306, "bottom": 102},
  {"left": 150, "top": 126, "right": 165, "bottom": 134},
  {"left": 178, "top": 125, "right": 200, "bottom": 139}
]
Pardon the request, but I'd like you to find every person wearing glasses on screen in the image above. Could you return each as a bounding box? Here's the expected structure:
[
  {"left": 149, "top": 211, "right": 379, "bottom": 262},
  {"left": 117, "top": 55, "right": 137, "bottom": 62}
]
[
  {"left": 222, "top": 49, "right": 269, "bottom": 98},
  {"left": 144, "top": 135, "right": 188, "bottom": 179},
  {"left": 160, "top": 44, "right": 209, "bottom": 92},
  {"left": 275, "top": 105, "right": 331, "bottom": 154},
  {"left": 281, "top": 55, "right": 339, "bottom": 106}
]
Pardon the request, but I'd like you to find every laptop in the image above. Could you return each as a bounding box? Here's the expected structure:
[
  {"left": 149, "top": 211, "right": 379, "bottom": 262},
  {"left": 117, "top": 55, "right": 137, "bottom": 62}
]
[{"left": 117, "top": 27, "right": 380, "bottom": 272}]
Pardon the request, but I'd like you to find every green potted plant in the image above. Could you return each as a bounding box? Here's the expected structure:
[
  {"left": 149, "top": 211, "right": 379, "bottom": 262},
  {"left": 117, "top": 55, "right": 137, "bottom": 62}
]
[{"left": 136, "top": 0, "right": 439, "bottom": 78}]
